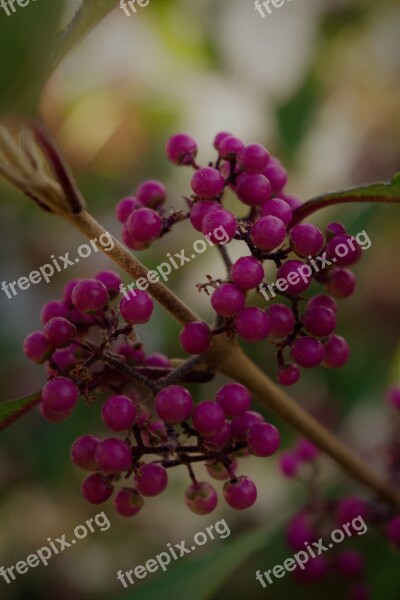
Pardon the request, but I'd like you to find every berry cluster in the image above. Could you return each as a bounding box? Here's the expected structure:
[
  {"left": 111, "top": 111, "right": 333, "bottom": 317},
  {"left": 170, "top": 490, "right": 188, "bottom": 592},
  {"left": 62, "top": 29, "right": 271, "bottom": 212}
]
[
  {"left": 116, "top": 132, "right": 361, "bottom": 385},
  {"left": 24, "top": 275, "right": 281, "bottom": 516}
]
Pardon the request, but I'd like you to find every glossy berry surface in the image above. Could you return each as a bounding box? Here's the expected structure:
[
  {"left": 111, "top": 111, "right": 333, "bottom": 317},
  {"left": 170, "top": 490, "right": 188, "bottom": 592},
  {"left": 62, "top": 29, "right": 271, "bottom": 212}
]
[
  {"left": 223, "top": 476, "right": 257, "bottom": 509},
  {"left": 155, "top": 385, "right": 193, "bottom": 424},
  {"left": 134, "top": 463, "right": 168, "bottom": 497},
  {"left": 216, "top": 383, "right": 251, "bottom": 418},
  {"left": 102, "top": 395, "right": 137, "bottom": 431},
  {"left": 185, "top": 482, "right": 218, "bottom": 515}
]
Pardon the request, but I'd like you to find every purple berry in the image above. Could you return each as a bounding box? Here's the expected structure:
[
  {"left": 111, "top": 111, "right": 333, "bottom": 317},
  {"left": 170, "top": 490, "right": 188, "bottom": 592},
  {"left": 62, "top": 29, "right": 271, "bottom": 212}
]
[
  {"left": 39, "top": 404, "right": 72, "bottom": 423},
  {"left": 179, "top": 322, "right": 212, "bottom": 354},
  {"left": 235, "top": 307, "right": 271, "bottom": 342},
  {"left": 51, "top": 346, "right": 76, "bottom": 371},
  {"left": 279, "top": 451, "right": 299, "bottom": 477},
  {"left": 335, "top": 497, "right": 368, "bottom": 527},
  {"left": 307, "top": 294, "right": 337, "bottom": 314},
  {"left": 114, "top": 488, "right": 144, "bottom": 517},
  {"left": 102, "top": 395, "right": 137, "bottom": 431},
  {"left": 216, "top": 383, "right": 251, "bottom": 418},
  {"left": 326, "top": 268, "right": 356, "bottom": 298},
  {"left": 280, "top": 193, "right": 302, "bottom": 210},
  {"left": 290, "top": 224, "right": 324, "bottom": 257},
  {"left": 203, "top": 422, "right": 232, "bottom": 450},
  {"left": 185, "top": 482, "right": 218, "bottom": 515},
  {"left": 166, "top": 133, "right": 198, "bottom": 165},
  {"left": 251, "top": 215, "right": 286, "bottom": 251},
  {"left": 116, "top": 196, "right": 140, "bottom": 223},
  {"left": 134, "top": 463, "right": 168, "bottom": 497},
  {"left": 262, "top": 158, "right": 287, "bottom": 192},
  {"left": 191, "top": 167, "right": 225, "bottom": 199},
  {"left": 43, "top": 317, "right": 76, "bottom": 348},
  {"left": 262, "top": 198, "right": 292, "bottom": 226},
  {"left": 155, "top": 385, "right": 193, "bottom": 424},
  {"left": 278, "top": 364, "right": 300, "bottom": 386},
  {"left": 202, "top": 208, "right": 237, "bottom": 244},
  {"left": 145, "top": 353, "right": 170, "bottom": 368},
  {"left": 121, "top": 223, "right": 148, "bottom": 250},
  {"left": 219, "top": 135, "right": 245, "bottom": 159},
  {"left": 211, "top": 284, "right": 245, "bottom": 317},
  {"left": 190, "top": 200, "right": 220, "bottom": 231},
  {"left": 223, "top": 476, "right": 257, "bottom": 510},
  {"left": 247, "top": 422, "right": 280, "bottom": 457},
  {"left": 95, "top": 270, "right": 123, "bottom": 299},
  {"left": 127, "top": 207, "right": 162, "bottom": 243},
  {"left": 335, "top": 550, "right": 364, "bottom": 577},
  {"left": 326, "top": 234, "right": 362, "bottom": 266},
  {"left": 192, "top": 401, "right": 225, "bottom": 437},
  {"left": 388, "top": 387, "right": 400, "bottom": 410},
  {"left": 231, "top": 411, "right": 264, "bottom": 441},
  {"left": 385, "top": 515, "right": 400, "bottom": 548},
  {"left": 42, "top": 377, "right": 79, "bottom": 412},
  {"left": 213, "top": 131, "right": 232, "bottom": 151},
  {"left": 117, "top": 343, "right": 146, "bottom": 365},
  {"left": 286, "top": 513, "right": 316, "bottom": 550},
  {"left": 236, "top": 173, "right": 271, "bottom": 206},
  {"left": 296, "top": 439, "right": 320, "bottom": 461},
  {"left": 291, "top": 337, "right": 324, "bottom": 368},
  {"left": 119, "top": 290, "right": 153, "bottom": 324},
  {"left": 277, "top": 260, "right": 312, "bottom": 294},
  {"left": 63, "top": 279, "right": 80, "bottom": 306},
  {"left": 81, "top": 473, "right": 113, "bottom": 504},
  {"left": 95, "top": 438, "right": 131, "bottom": 474},
  {"left": 40, "top": 301, "right": 69, "bottom": 325},
  {"left": 71, "top": 435, "right": 100, "bottom": 471},
  {"left": 71, "top": 279, "right": 109, "bottom": 314},
  {"left": 323, "top": 335, "right": 350, "bottom": 368},
  {"left": 267, "top": 304, "right": 295, "bottom": 338},
  {"left": 303, "top": 306, "right": 336, "bottom": 337},
  {"left": 326, "top": 222, "right": 346, "bottom": 236},
  {"left": 23, "top": 331, "right": 53, "bottom": 363},
  {"left": 136, "top": 180, "right": 166, "bottom": 207},
  {"left": 239, "top": 143, "right": 270, "bottom": 173},
  {"left": 230, "top": 256, "right": 264, "bottom": 290}
]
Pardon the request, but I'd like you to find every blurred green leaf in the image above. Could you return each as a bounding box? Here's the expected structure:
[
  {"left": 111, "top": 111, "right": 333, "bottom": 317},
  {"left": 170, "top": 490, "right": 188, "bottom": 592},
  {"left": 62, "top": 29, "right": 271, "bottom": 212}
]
[
  {"left": 50, "top": 0, "right": 117, "bottom": 74},
  {"left": 0, "top": 0, "right": 64, "bottom": 116},
  {"left": 0, "top": 391, "right": 41, "bottom": 432}
]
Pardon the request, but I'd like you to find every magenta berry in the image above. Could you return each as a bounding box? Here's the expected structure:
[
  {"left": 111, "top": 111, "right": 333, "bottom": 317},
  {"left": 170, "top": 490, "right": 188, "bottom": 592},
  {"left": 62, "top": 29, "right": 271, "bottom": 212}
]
[
  {"left": 127, "top": 207, "right": 162, "bottom": 243},
  {"left": 323, "top": 335, "right": 350, "bottom": 368},
  {"left": 267, "top": 304, "right": 295, "bottom": 338},
  {"left": 223, "top": 476, "right": 257, "bottom": 510},
  {"left": 121, "top": 223, "right": 148, "bottom": 250},
  {"left": 213, "top": 131, "right": 231, "bottom": 151},
  {"left": 51, "top": 346, "right": 76, "bottom": 371},
  {"left": 278, "top": 364, "right": 300, "bottom": 386},
  {"left": 114, "top": 488, "right": 144, "bottom": 517},
  {"left": 136, "top": 180, "right": 166, "bottom": 207},
  {"left": 263, "top": 158, "right": 287, "bottom": 192},
  {"left": 202, "top": 208, "right": 237, "bottom": 244},
  {"left": 326, "top": 222, "right": 346, "bottom": 236},
  {"left": 185, "top": 482, "right": 218, "bottom": 515},
  {"left": 192, "top": 401, "right": 225, "bottom": 437},
  {"left": 235, "top": 307, "right": 271, "bottom": 342},
  {"left": 236, "top": 173, "right": 271, "bottom": 206},
  {"left": 303, "top": 306, "right": 336, "bottom": 337},
  {"left": 307, "top": 294, "right": 337, "bottom": 314},
  {"left": 326, "top": 234, "right": 362, "bottom": 266},
  {"left": 119, "top": 290, "right": 153, "bottom": 324},
  {"left": 95, "top": 270, "right": 123, "bottom": 299},
  {"left": 219, "top": 135, "right": 244, "bottom": 159},
  {"left": 279, "top": 451, "right": 299, "bottom": 477},
  {"left": 166, "top": 133, "right": 198, "bottom": 165},
  {"left": 286, "top": 513, "right": 316, "bottom": 550},
  {"left": 40, "top": 300, "right": 69, "bottom": 325},
  {"left": 43, "top": 317, "right": 76, "bottom": 348},
  {"left": 335, "top": 550, "right": 364, "bottom": 577},
  {"left": 216, "top": 383, "right": 251, "bottom": 418},
  {"left": 251, "top": 215, "right": 286, "bottom": 251},
  {"left": 280, "top": 193, "right": 302, "bottom": 210},
  {"left": 238, "top": 143, "right": 270, "bottom": 173},
  {"left": 262, "top": 197, "right": 292, "bottom": 226},
  {"left": 42, "top": 377, "right": 79, "bottom": 412},
  {"left": 231, "top": 411, "right": 264, "bottom": 441},
  {"left": 277, "top": 260, "right": 312, "bottom": 294},
  {"left": 23, "top": 331, "right": 53, "bottom": 364},
  {"left": 211, "top": 284, "right": 245, "bottom": 317},
  {"left": 155, "top": 385, "right": 193, "bottom": 424},
  {"left": 190, "top": 200, "right": 220, "bottom": 231},
  {"left": 291, "top": 337, "right": 324, "bottom": 368},
  {"left": 95, "top": 438, "right": 131, "bottom": 474},
  {"left": 71, "top": 279, "right": 109, "bottom": 314},
  {"left": 385, "top": 515, "right": 400, "bottom": 548},
  {"left": 247, "top": 422, "right": 280, "bottom": 457},
  {"left": 39, "top": 404, "right": 72, "bottom": 423},
  {"left": 191, "top": 167, "right": 225, "bottom": 199},
  {"left": 102, "top": 395, "right": 137, "bottom": 431},
  {"left": 134, "top": 463, "right": 168, "bottom": 497},
  {"left": 296, "top": 439, "right": 319, "bottom": 461},
  {"left": 179, "top": 321, "right": 212, "bottom": 354},
  {"left": 230, "top": 256, "right": 264, "bottom": 290},
  {"left": 70, "top": 435, "right": 100, "bottom": 471},
  {"left": 326, "top": 268, "right": 356, "bottom": 298},
  {"left": 335, "top": 497, "right": 368, "bottom": 527},
  {"left": 81, "top": 473, "right": 113, "bottom": 504},
  {"left": 145, "top": 353, "right": 170, "bottom": 368},
  {"left": 116, "top": 196, "right": 140, "bottom": 223},
  {"left": 290, "top": 223, "right": 324, "bottom": 257},
  {"left": 203, "top": 422, "right": 232, "bottom": 450}
]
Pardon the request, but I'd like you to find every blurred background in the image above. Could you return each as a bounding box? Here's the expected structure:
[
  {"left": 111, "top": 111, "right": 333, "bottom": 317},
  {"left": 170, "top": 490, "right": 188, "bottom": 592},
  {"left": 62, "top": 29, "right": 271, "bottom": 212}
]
[{"left": 0, "top": 0, "right": 399, "bottom": 598}]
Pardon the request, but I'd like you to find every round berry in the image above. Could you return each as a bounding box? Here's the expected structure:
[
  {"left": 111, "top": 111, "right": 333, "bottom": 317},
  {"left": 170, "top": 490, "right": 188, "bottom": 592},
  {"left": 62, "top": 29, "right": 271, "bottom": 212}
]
[
  {"left": 191, "top": 167, "right": 225, "bottom": 199},
  {"left": 236, "top": 173, "right": 271, "bottom": 206},
  {"left": 290, "top": 224, "right": 324, "bottom": 257},
  {"left": 251, "top": 215, "right": 286, "bottom": 251},
  {"left": 166, "top": 133, "right": 198, "bottom": 165},
  {"left": 219, "top": 135, "right": 245, "bottom": 159},
  {"left": 303, "top": 306, "right": 336, "bottom": 337},
  {"left": 70, "top": 435, "right": 100, "bottom": 471},
  {"left": 23, "top": 331, "right": 53, "bottom": 364},
  {"left": 155, "top": 385, "right": 193, "bottom": 424},
  {"left": 202, "top": 208, "right": 237, "bottom": 244},
  {"left": 51, "top": 346, "right": 76, "bottom": 371},
  {"left": 230, "top": 256, "right": 264, "bottom": 290},
  {"left": 231, "top": 411, "right": 264, "bottom": 441},
  {"left": 102, "top": 395, "right": 137, "bottom": 431},
  {"left": 296, "top": 439, "right": 319, "bottom": 461},
  {"left": 203, "top": 422, "right": 232, "bottom": 450},
  {"left": 190, "top": 200, "right": 220, "bottom": 231},
  {"left": 116, "top": 196, "right": 140, "bottom": 223},
  {"left": 385, "top": 515, "right": 400, "bottom": 548},
  {"left": 211, "top": 284, "right": 245, "bottom": 317},
  {"left": 223, "top": 476, "right": 257, "bottom": 510},
  {"left": 117, "top": 343, "right": 146, "bottom": 365},
  {"left": 63, "top": 279, "right": 80, "bottom": 306},
  {"left": 286, "top": 513, "right": 316, "bottom": 550},
  {"left": 42, "top": 377, "right": 79, "bottom": 412},
  {"left": 185, "top": 482, "right": 218, "bottom": 515},
  {"left": 127, "top": 207, "right": 162, "bottom": 243},
  {"left": 145, "top": 353, "right": 170, "bottom": 368},
  {"left": 39, "top": 404, "right": 72, "bottom": 423},
  {"left": 262, "top": 198, "right": 292, "bottom": 226},
  {"left": 95, "top": 438, "right": 131, "bottom": 474},
  {"left": 326, "top": 222, "right": 346, "bottom": 236},
  {"left": 323, "top": 335, "right": 350, "bottom": 368},
  {"left": 280, "top": 193, "right": 302, "bottom": 210},
  {"left": 213, "top": 131, "right": 232, "bottom": 151},
  {"left": 335, "top": 497, "right": 368, "bottom": 527},
  {"left": 279, "top": 451, "right": 299, "bottom": 477},
  {"left": 81, "top": 473, "right": 113, "bottom": 504},
  {"left": 121, "top": 223, "right": 148, "bottom": 250},
  {"left": 40, "top": 301, "right": 69, "bottom": 325},
  {"left": 239, "top": 143, "right": 270, "bottom": 173},
  {"left": 326, "top": 268, "right": 356, "bottom": 298},
  {"left": 267, "top": 304, "right": 295, "bottom": 338},
  {"left": 326, "top": 234, "right": 362, "bottom": 266},
  {"left": 71, "top": 279, "right": 109, "bottom": 314},
  {"left": 179, "top": 322, "right": 212, "bottom": 354},
  {"left": 119, "top": 290, "right": 153, "bottom": 324},
  {"left": 235, "top": 307, "right": 271, "bottom": 342},
  {"left": 134, "top": 463, "right": 168, "bottom": 497},
  {"left": 216, "top": 383, "right": 251, "bottom": 418},
  {"left": 114, "top": 488, "right": 144, "bottom": 517},
  {"left": 95, "top": 270, "right": 123, "bottom": 299},
  {"left": 192, "top": 401, "right": 225, "bottom": 437},
  {"left": 262, "top": 158, "right": 287, "bottom": 192},
  {"left": 247, "top": 422, "right": 280, "bottom": 457},
  {"left": 278, "top": 364, "right": 300, "bottom": 386},
  {"left": 44, "top": 317, "right": 76, "bottom": 348},
  {"left": 277, "top": 260, "right": 312, "bottom": 294},
  {"left": 307, "top": 294, "right": 337, "bottom": 314},
  {"left": 291, "top": 337, "right": 324, "bottom": 368},
  {"left": 335, "top": 550, "right": 364, "bottom": 577},
  {"left": 136, "top": 180, "right": 166, "bottom": 207}
]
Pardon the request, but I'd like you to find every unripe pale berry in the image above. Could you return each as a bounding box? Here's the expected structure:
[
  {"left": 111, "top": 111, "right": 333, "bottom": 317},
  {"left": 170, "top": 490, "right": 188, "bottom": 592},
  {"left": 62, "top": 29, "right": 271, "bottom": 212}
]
[
  {"left": 223, "top": 476, "right": 257, "bottom": 509},
  {"left": 71, "top": 435, "right": 100, "bottom": 471},
  {"left": 81, "top": 473, "right": 113, "bottom": 504},
  {"left": 155, "top": 385, "right": 193, "bottom": 424},
  {"left": 119, "top": 290, "right": 153, "bottom": 324},
  {"left": 102, "top": 395, "right": 137, "bottom": 431},
  {"left": 71, "top": 279, "right": 109, "bottom": 314},
  {"left": 114, "top": 488, "right": 144, "bottom": 517},
  {"left": 134, "top": 463, "right": 168, "bottom": 497},
  {"left": 185, "top": 482, "right": 218, "bottom": 515},
  {"left": 42, "top": 377, "right": 79, "bottom": 412},
  {"left": 23, "top": 331, "right": 53, "bottom": 363},
  {"left": 206, "top": 459, "right": 237, "bottom": 481},
  {"left": 216, "top": 383, "right": 251, "bottom": 418},
  {"left": 95, "top": 438, "right": 132, "bottom": 474}
]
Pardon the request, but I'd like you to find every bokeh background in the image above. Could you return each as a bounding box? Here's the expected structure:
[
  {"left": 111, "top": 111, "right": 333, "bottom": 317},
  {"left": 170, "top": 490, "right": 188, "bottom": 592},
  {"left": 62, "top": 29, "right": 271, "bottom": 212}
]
[{"left": 0, "top": 0, "right": 399, "bottom": 598}]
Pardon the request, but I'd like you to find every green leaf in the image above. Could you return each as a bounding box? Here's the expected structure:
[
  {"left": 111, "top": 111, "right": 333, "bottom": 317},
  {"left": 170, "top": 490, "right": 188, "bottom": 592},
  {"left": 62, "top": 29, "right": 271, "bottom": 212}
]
[
  {"left": 113, "top": 519, "right": 285, "bottom": 600},
  {"left": 0, "top": 391, "right": 41, "bottom": 432},
  {"left": 50, "top": 0, "right": 118, "bottom": 75},
  {"left": 0, "top": 0, "right": 65, "bottom": 117}
]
